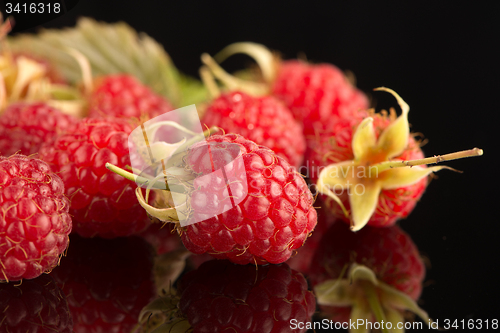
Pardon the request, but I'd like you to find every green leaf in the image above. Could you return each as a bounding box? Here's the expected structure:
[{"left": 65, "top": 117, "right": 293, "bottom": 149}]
[
  {"left": 177, "top": 73, "right": 209, "bottom": 107},
  {"left": 7, "top": 17, "right": 208, "bottom": 108}
]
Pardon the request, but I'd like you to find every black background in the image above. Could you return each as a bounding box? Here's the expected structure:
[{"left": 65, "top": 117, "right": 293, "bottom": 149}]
[{"left": 6, "top": 1, "right": 498, "bottom": 331}]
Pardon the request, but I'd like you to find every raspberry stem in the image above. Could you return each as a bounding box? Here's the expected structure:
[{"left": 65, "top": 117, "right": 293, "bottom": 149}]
[
  {"left": 373, "top": 147, "right": 483, "bottom": 173},
  {"left": 105, "top": 163, "right": 187, "bottom": 193},
  {"left": 108, "top": 126, "right": 219, "bottom": 193}
]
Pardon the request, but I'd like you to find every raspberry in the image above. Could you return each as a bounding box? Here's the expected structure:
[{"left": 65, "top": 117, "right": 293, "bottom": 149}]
[
  {"left": 51, "top": 235, "right": 156, "bottom": 333},
  {"left": 201, "top": 91, "right": 306, "bottom": 168},
  {"left": 174, "top": 260, "right": 316, "bottom": 333},
  {"left": 0, "top": 155, "right": 71, "bottom": 281},
  {"left": 114, "top": 132, "right": 318, "bottom": 265},
  {"left": 311, "top": 88, "right": 483, "bottom": 231},
  {"left": 272, "top": 60, "right": 370, "bottom": 138},
  {"left": 0, "top": 274, "right": 73, "bottom": 332},
  {"left": 88, "top": 74, "right": 174, "bottom": 119},
  {"left": 310, "top": 106, "right": 427, "bottom": 229},
  {"left": 205, "top": 42, "right": 368, "bottom": 141},
  {"left": 39, "top": 117, "right": 150, "bottom": 238},
  {"left": 179, "top": 134, "right": 317, "bottom": 265},
  {"left": 0, "top": 102, "right": 78, "bottom": 156},
  {"left": 309, "top": 222, "right": 428, "bottom": 326}
]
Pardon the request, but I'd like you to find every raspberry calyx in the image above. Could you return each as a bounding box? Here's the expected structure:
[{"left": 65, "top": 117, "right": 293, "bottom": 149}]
[
  {"left": 200, "top": 51, "right": 271, "bottom": 97},
  {"left": 210, "top": 42, "right": 279, "bottom": 92},
  {"left": 0, "top": 15, "right": 85, "bottom": 116},
  {"left": 316, "top": 87, "right": 483, "bottom": 231},
  {"left": 105, "top": 125, "right": 220, "bottom": 225}
]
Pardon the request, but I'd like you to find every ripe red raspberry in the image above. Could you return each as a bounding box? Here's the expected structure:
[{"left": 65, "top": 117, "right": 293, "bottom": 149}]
[
  {"left": 205, "top": 42, "right": 368, "bottom": 142},
  {"left": 0, "top": 155, "right": 71, "bottom": 281},
  {"left": 88, "top": 74, "right": 174, "bottom": 119},
  {"left": 39, "top": 117, "right": 150, "bottom": 238},
  {"left": 309, "top": 106, "right": 427, "bottom": 229},
  {"left": 174, "top": 260, "right": 316, "bottom": 333},
  {"left": 309, "top": 222, "right": 428, "bottom": 327},
  {"left": 272, "top": 60, "right": 370, "bottom": 138},
  {"left": 310, "top": 88, "right": 483, "bottom": 231},
  {"left": 51, "top": 235, "right": 156, "bottom": 333},
  {"left": 0, "top": 274, "right": 73, "bottom": 332},
  {"left": 178, "top": 133, "right": 317, "bottom": 265},
  {"left": 0, "top": 102, "right": 78, "bottom": 156},
  {"left": 201, "top": 91, "right": 306, "bottom": 168}
]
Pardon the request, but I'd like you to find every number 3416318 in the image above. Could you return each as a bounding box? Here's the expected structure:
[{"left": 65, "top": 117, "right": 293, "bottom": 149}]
[
  {"left": 443, "top": 319, "right": 498, "bottom": 330},
  {"left": 5, "top": 3, "right": 61, "bottom": 14}
]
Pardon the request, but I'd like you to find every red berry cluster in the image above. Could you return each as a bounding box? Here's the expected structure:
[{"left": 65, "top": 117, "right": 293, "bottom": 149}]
[
  {"left": 0, "top": 19, "right": 482, "bottom": 332},
  {"left": 0, "top": 55, "right": 175, "bottom": 329},
  {"left": 0, "top": 69, "right": 174, "bottom": 283}
]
